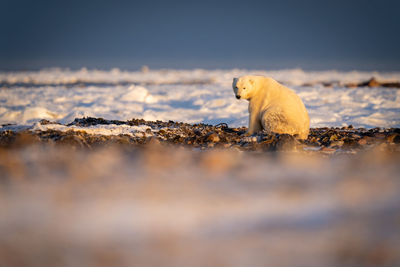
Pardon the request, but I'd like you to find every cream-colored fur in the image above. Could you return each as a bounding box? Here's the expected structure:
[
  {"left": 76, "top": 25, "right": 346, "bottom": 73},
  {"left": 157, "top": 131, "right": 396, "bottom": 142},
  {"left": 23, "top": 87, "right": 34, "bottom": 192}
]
[{"left": 233, "top": 75, "right": 310, "bottom": 139}]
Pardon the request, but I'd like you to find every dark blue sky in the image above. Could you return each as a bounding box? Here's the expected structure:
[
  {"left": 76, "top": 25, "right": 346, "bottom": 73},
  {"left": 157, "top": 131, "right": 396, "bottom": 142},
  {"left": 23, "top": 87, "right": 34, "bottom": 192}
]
[{"left": 1, "top": 0, "right": 400, "bottom": 70}]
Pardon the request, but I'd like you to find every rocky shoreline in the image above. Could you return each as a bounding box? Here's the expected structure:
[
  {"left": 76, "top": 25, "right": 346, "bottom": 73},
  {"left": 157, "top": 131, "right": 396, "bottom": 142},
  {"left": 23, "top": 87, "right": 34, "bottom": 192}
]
[
  {"left": 303, "top": 77, "right": 400, "bottom": 88},
  {"left": 1, "top": 117, "right": 399, "bottom": 154}
]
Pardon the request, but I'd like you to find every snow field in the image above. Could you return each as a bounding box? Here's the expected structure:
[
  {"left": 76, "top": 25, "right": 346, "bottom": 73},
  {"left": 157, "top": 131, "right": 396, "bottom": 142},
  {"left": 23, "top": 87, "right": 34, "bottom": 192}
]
[{"left": 1, "top": 68, "right": 400, "bottom": 131}]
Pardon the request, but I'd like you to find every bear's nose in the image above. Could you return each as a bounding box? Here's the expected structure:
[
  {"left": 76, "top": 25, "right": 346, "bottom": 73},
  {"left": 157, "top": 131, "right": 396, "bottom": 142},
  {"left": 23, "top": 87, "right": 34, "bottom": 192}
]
[{"left": 236, "top": 95, "right": 241, "bottom": 99}]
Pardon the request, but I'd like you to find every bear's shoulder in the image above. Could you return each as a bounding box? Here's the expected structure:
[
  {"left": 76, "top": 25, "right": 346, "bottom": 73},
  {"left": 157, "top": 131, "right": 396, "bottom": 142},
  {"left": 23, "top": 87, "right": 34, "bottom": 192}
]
[
  {"left": 251, "top": 76, "right": 280, "bottom": 92},
  {"left": 248, "top": 76, "right": 276, "bottom": 86}
]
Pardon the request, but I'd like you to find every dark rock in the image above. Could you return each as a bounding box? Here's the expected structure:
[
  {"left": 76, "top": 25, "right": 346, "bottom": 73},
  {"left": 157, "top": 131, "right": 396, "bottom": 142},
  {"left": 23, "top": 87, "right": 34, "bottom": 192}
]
[
  {"left": 387, "top": 133, "right": 400, "bottom": 144},
  {"left": 206, "top": 132, "right": 220, "bottom": 143},
  {"left": 58, "top": 134, "right": 88, "bottom": 148},
  {"left": 342, "top": 138, "right": 360, "bottom": 149},
  {"left": 358, "top": 136, "right": 373, "bottom": 146},
  {"left": 373, "top": 133, "right": 385, "bottom": 139},
  {"left": 345, "top": 77, "right": 400, "bottom": 88},
  {"left": 329, "top": 140, "right": 344, "bottom": 148},
  {"left": 194, "top": 129, "right": 202, "bottom": 136},
  {"left": 147, "top": 136, "right": 161, "bottom": 146},
  {"left": 274, "top": 134, "right": 300, "bottom": 151},
  {"left": 330, "top": 134, "right": 339, "bottom": 142},
  {"left": 365, "top": 78, "right": 380, "bottom": 87},
  {"left": 321, "top": 136, "right": 331, "bottom": 146},
  {"left": 259, "top": 137, "right": 276, "bottom": 151},
  {"left": 322, "top": 82, "right": 333, "bottom": 87},
  {"left": 39, "top": 119, "right": 53, "bottom": 125},
  {"left": 381, "top": 82, "right": 400, "bottom": 88}
]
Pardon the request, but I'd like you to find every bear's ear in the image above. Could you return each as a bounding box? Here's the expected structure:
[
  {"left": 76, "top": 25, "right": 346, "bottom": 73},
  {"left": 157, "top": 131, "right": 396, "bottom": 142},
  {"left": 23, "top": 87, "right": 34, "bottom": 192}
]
[{"left": 248, "top": 78, "right": 255, "bottom": 85}]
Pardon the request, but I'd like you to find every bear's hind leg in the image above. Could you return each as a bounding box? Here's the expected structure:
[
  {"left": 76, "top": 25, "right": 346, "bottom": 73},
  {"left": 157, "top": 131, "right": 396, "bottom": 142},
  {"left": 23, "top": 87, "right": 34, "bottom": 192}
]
[{"left": 261, "top": 111, "right": 292, "bottom": 136}]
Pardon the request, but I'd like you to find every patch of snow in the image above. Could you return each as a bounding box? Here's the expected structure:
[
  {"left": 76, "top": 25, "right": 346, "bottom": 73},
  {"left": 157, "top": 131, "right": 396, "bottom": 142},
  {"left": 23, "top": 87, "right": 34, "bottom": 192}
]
[
  {"left": 120, "top": 85, "right": 158, "bottom": 103},
  {"left": 31, "top": 123, "right": 153, "bottom": 136}
]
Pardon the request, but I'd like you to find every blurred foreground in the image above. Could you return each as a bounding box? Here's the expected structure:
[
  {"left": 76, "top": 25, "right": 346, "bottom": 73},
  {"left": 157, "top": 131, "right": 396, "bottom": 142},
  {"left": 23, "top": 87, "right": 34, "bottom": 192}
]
[{"left": 1, "top": 137, "right": 400, "bottom": 267}]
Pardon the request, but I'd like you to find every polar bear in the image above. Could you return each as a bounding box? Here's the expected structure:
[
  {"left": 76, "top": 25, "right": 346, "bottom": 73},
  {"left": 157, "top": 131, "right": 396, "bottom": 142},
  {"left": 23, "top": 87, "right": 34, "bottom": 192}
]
[{"left": 233, "top": 75, "right": 310, "bottom": 139}]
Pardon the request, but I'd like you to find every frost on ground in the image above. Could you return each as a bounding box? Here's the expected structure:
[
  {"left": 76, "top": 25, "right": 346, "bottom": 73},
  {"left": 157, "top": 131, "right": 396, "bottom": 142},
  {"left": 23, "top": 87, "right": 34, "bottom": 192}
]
[
  {"left": 1, "top": 143, "right": 400, "bottom": 267},
  {"left": 1, "top": 68, "right": 400, "bottom": 129}
]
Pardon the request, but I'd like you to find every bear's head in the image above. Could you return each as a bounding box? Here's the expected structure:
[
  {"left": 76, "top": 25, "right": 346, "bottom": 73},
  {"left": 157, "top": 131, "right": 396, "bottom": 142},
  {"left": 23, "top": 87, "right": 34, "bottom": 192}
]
[{"left": 232, "top": 76, "right": 256, "bottom": 100}]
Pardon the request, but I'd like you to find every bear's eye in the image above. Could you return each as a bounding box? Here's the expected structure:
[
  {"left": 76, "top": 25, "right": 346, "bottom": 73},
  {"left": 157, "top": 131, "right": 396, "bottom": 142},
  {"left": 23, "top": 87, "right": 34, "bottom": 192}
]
[{"left": 243, "top": 87, "right": 246, "bottom": 90}]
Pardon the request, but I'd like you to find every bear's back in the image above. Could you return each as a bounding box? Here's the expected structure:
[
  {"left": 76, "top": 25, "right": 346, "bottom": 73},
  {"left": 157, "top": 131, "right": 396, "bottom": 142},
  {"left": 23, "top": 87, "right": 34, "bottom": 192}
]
[{"left": 256, "top": 76, "right": 310, "bottom": 139}]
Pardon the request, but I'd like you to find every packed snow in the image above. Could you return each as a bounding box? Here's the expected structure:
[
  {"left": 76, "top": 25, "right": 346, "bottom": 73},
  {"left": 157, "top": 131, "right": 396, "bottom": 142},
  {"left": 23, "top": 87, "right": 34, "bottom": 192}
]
[
  {"left": 32, "top": 122, "right": 153, "bottom": 136},
  {"left": 1, "top": 68, "right": 400, "bottom": 131}
]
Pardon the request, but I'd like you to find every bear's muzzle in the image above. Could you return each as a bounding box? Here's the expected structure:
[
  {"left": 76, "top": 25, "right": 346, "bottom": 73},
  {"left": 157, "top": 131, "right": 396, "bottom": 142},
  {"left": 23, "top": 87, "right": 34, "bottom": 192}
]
[{"left": 235, "top": 95, "right": 241, "bottom": 99}]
